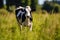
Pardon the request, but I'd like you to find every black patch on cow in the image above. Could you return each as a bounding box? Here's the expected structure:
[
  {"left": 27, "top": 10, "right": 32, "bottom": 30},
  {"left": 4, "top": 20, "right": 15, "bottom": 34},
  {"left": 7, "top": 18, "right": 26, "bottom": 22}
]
[
  {"left": 21, "top": 12, "right": 26, "bottom": 22},
  {"left": 15, "top": 8, "right": 27, "bottom": 23},
  {"left": 15, "top": 8, "right": 33, "bottom": 25},
  {"left": 30, "top": 11, "right": 33, "bottom": 21},
  {"left": 30, "top": 17, "right": 32, "bottom": 21}
]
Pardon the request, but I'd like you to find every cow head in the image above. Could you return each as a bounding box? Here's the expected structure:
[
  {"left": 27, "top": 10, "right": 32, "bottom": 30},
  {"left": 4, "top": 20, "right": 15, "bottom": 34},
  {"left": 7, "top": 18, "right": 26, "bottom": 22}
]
[
  {"left": 25, "top": 6, "right": 31, "bottom": 17},
  {"left": 25, "top": 6, "right": 32, "bottom": 31}
]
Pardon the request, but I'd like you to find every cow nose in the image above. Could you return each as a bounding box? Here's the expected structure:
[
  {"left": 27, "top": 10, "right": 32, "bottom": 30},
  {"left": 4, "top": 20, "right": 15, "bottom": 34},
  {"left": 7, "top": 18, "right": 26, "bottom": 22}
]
[{"left": 27, "top": 16, "right": 30, "bottom": 18}]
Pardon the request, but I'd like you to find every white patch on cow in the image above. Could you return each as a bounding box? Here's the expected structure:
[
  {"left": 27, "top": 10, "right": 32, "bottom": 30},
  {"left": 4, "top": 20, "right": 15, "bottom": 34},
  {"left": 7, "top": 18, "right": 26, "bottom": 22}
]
[
  {"left": 16, "top": 6, "right": 24, "bottom": 10},
  {"left": 26, "top": 6, "right": 31, "bottom": 11},
  {"left": 17, "top": 11, "right": 25, "bottom": 17},
  {"left": 25, "top": 8, "right": 31, "bottom": 17}
]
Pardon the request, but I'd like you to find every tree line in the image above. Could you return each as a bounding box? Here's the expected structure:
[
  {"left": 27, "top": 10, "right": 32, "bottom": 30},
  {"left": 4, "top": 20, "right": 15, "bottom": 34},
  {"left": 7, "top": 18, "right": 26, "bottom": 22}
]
[
  {"left": 0, "top": 0, "right": 38, "bottom": 11},
  {"left": 42, "top": 1, "right": 60, "bottom": 13},
  {"left": 0, "top": 0, "right": 60, "bottom": 13}
]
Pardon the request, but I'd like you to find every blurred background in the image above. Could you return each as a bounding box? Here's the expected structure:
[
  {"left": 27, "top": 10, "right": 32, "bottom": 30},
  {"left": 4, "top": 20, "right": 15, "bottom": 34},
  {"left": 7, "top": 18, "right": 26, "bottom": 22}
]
[
  {"left": 0, "top": 0, "right": 60, "bottom": 13},
  {"left": 0, "top": 0, "right": 60, "bottom": 40}
]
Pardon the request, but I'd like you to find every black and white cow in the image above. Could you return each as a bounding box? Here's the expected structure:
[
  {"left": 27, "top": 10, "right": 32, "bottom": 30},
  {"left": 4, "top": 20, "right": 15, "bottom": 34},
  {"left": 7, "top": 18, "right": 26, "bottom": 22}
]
[{"left": 15, "top": 6, "right": 33, "bottom": 31}]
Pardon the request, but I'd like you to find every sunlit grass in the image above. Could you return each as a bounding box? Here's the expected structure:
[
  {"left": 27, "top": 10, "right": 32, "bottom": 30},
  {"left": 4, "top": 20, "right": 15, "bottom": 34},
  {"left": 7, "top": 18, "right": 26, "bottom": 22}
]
[{"left": 0, "top": 9, "right": 60, "bottom": 40}]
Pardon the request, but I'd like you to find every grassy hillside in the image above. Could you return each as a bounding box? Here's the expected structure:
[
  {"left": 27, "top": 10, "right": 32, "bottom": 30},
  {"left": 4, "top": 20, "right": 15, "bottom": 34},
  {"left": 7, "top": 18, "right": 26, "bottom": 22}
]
[{"left": 0, "top": 9, "right": 60, "bottom": 40}]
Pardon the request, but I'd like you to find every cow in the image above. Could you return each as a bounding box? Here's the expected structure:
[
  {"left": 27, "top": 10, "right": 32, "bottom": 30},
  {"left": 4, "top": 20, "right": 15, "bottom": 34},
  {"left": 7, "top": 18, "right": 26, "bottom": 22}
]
[{"left": 15, "top": 6, "right": 33, "bottom": 31}]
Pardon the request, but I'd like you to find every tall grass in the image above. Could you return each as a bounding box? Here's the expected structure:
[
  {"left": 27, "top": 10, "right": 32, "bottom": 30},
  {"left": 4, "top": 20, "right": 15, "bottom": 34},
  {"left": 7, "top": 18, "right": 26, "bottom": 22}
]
[{"left": 0, "top": 9, "right": 60, "bottom": 40}]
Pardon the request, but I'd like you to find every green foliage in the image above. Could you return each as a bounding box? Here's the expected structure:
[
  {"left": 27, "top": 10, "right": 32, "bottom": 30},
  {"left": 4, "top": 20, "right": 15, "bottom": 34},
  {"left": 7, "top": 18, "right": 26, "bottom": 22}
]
[
  {"left": 5, "top": 0, "right": 38, "bottom": 11},
  {"left": 25, "top": 0, "right": 31, "bottom": 6},
  {"left": 9, "top": 6, "right": 15, "bottom": 12},
  {"left": 42, "top": 1, "right": 60, "bottom": 13},
  {"left": 0, "top": 9, "right": 60, "bottom": 40},
  {"left": 0, "top": 0, "right": 3, "bottom": 8},
  {"left": 31, "top": 0, "right": 38, "bottom": 11},
  {"left": 0, "top": 9, "right": 8, "bottom": 15}
]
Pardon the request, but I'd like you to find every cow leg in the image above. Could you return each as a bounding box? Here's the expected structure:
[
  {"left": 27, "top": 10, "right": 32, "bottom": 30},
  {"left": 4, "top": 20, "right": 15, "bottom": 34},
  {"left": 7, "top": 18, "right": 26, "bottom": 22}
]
[
  {"left": 30, "top": 22, "right": 33, "bottom": 31},
  {"left": 17, "top": 19, "right": 22, "bottom": 31},
  {"left": 30, "top": 25, "right": 32, "bottom": 31},
  {"left": 20, "top": 25, "right": 22, "bottom": 31}
]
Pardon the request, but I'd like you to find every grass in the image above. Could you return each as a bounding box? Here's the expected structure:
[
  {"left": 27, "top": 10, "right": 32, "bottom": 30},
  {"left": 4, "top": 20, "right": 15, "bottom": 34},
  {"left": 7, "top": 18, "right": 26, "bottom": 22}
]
[{"left": 0, "top": 9, "right": 60, "bottom": 40}]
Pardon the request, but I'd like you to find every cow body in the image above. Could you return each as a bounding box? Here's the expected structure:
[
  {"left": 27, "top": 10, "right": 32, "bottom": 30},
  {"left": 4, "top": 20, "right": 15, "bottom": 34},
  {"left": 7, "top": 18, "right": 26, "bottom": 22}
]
[{"left": 15, "top": 6, "right": 33, "bottom": 31}]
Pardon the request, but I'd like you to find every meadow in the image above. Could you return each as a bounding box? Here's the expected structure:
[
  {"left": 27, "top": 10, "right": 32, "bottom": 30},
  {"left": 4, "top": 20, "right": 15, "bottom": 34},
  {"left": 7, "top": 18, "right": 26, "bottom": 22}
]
[{"left": 0, "top": 9, "right": 60, "bottom": 40}]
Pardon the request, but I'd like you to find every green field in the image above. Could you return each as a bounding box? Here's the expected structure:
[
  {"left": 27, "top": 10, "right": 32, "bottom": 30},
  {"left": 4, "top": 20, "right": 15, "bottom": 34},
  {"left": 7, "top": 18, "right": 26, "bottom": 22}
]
[{"left": 0, "top": 9, "right": 60, "bottom": 40}]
